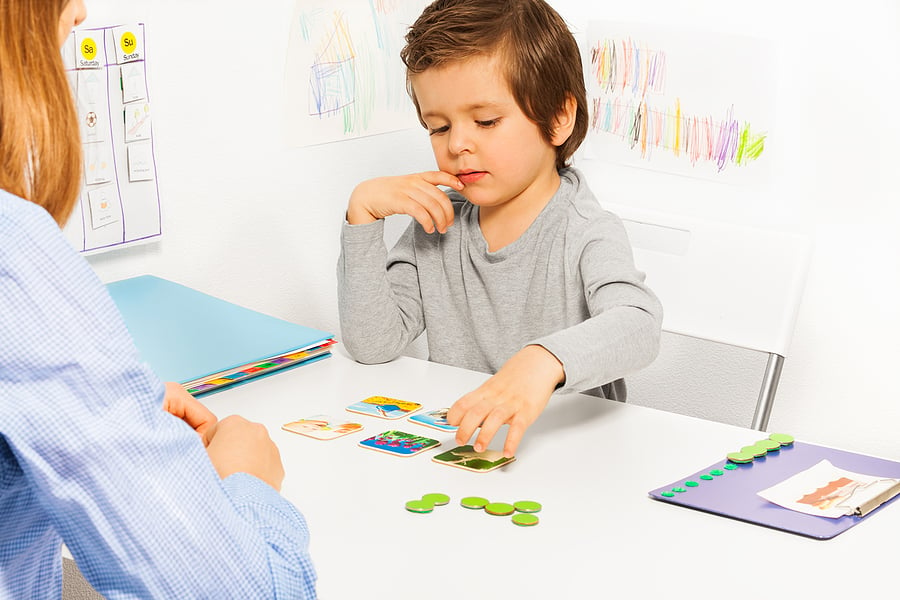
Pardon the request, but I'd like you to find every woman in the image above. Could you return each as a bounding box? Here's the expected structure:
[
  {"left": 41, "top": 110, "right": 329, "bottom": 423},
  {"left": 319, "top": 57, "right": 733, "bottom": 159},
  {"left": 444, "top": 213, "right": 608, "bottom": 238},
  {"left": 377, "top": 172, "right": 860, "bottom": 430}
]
[{"left": 0, "top": 2, "right": 317, "bottom": 597}]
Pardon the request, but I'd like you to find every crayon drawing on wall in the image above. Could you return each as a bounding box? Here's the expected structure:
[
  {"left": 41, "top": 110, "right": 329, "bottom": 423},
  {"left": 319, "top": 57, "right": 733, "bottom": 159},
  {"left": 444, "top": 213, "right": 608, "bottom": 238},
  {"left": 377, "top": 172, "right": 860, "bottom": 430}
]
[
  {"left": 583, "top": 22, "right": 775, "bottom": 185},
  {"left": 284, "top": 0, "right": 429, "bottom": 146}
]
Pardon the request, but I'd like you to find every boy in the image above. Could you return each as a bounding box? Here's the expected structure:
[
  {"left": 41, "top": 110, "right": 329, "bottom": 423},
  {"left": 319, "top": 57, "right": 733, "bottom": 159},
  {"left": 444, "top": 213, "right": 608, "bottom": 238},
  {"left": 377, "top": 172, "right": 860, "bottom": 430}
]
[{"left": 337, "top": 0, "right": 662, "bottom": 458}]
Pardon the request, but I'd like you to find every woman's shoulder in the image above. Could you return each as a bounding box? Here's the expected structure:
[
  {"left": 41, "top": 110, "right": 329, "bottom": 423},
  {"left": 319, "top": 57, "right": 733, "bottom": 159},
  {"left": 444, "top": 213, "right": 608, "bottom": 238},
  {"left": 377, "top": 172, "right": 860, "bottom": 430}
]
[
  {"left": 0, "top": 190, "right": 67, "bottom": 262},
  {"left": 0, "top": 189, "right": 56, "bottom": 226}
]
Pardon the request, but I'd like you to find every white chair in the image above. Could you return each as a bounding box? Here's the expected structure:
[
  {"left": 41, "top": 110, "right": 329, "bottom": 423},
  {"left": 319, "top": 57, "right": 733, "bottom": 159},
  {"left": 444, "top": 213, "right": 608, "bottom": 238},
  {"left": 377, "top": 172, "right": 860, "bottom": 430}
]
[{"left": 608, "top": 202, "right": 812, "bottom": 430}]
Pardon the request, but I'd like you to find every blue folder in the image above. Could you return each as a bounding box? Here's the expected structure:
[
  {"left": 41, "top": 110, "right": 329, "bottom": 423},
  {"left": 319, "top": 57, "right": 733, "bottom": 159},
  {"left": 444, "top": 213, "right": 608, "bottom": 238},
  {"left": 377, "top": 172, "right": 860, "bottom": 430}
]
[{"left": 106, "top": 275, "right": 334, "bottom": 394}]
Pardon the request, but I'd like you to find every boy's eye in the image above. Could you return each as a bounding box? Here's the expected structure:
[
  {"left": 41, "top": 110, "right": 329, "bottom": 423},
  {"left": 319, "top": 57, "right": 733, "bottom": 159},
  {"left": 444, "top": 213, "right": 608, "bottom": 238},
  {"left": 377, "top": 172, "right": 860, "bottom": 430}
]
[
  {"left": 428, "top": 125, "right": 449, "bottom": 136},
  {"left": 476, "top": 118, "right": 500, "bottom": 128}
]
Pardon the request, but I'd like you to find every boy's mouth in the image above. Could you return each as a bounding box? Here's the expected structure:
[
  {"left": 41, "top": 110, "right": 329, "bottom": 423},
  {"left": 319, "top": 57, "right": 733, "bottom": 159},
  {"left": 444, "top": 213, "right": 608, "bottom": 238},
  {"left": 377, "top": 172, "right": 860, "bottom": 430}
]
[{"left": 457, "top": 170, "right": 486, "bottom": 185}]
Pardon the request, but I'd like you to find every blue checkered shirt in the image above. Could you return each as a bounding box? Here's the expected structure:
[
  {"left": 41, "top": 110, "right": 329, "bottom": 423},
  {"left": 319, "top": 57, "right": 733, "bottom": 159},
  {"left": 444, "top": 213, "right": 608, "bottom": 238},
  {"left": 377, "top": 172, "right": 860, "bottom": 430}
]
[{"left": 0, "top": 191, "right": 316, "bottom": 599}]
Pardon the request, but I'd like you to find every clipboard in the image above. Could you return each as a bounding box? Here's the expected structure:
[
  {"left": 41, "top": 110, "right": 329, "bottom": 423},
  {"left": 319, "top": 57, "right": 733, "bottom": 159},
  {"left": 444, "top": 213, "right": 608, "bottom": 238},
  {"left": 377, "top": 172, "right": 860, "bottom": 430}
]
[
  {"left": 107, "top": 275, "right": 335, "bottom": 396},
  {"left": 649, "top": 440, "right": 900, "bottom": 539}
]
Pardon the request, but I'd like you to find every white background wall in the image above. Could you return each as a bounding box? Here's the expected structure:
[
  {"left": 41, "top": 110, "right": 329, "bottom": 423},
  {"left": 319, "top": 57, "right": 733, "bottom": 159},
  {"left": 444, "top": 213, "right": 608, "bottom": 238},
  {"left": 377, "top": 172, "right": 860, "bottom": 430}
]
[{"left": 82, "top": 1, "right": 899, "bottom": 459}]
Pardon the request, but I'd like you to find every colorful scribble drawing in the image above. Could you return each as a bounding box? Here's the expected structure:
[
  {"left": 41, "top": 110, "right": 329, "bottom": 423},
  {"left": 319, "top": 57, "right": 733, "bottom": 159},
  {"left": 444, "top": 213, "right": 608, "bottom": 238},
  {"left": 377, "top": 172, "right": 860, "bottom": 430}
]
[
  {"left": 286, "top": 1, "right": 427, "bottom": 145},
  {"left": 308, "top": 13, "right": 357, "bottom": 118},
  {"left": 592, "top": 37, "right": 667, "bottom": 97},
  {"left": 589, "top": 36, "right": 767, "bottom": 172}
]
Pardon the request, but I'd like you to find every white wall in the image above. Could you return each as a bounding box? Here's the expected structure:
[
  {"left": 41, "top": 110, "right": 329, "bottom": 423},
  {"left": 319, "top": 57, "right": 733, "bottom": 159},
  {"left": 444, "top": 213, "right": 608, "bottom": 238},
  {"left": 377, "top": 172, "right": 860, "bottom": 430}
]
[{"left": 83, "top": 1, "right": 900, "bottom": 459}]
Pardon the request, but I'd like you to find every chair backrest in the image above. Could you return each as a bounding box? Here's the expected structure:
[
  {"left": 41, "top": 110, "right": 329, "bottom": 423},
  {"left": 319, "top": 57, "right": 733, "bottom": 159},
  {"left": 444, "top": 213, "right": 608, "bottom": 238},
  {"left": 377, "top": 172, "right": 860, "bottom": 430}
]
[{"left": 606, "top": 202, "right": 813, "bottom": 429}]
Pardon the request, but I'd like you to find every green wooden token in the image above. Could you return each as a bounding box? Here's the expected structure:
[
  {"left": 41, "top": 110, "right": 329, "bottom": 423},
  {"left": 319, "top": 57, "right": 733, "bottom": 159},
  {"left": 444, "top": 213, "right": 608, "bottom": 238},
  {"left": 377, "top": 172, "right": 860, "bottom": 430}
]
[
  {"left": 672, "top": 487, "right": 687, "bottom": 493},
  {"left": 513, "top": 500, "right": 542, "bottom": 513},
  {"left": 405, "top": 499, "right": 434, "bottom": 513},
  {"left": 661, "top": 491, "right": 675, "bottom": 497},
  {"left": 769, "top": 433, "right": 795, "bottom": 446},
  {"left": 460, "top": 496, "right": 489, "bottom": 510},
  {"left": 484, "top": 502, "right": 516, "bottom": 516},
  {"left": 422, "top": 493, "right": 450, "bottom": 506},
  {"left": 700, "top": 474, "right": 714, "bottom": 480},
  {"left": 727, "top": 451, "right": 755, "bottom": 464},
  {"left": 710, "top": 469, "right": 724, "bottom": 476},
  {"left": 740, "top": 445, "right": 767, "bottom": 458},
  {"left": 756, "top": 439, "right": 781, "bottom": 452},
  {"left": 512, "top": 513, "right": 539, "bottom": 527},
  {"left": 723, "top": 464, "right": 737, "bottom": 470}
]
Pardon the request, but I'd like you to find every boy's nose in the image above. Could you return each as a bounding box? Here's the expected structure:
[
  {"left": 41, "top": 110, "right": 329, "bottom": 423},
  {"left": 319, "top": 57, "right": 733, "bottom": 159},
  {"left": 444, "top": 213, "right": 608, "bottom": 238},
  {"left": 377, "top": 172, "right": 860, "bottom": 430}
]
[{"left": 447, "top": 127, "right": 474, "bottom": 155}]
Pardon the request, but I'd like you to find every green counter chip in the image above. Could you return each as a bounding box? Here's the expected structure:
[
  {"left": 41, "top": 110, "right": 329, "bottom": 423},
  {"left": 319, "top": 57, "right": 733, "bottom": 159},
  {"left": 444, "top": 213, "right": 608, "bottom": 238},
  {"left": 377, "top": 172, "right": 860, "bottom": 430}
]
[
  {"left": 740, "top": 445, "right": 767, "bottom": 458},
  {"left": 405, "top": 499, "right": 434, "bottom": 513},
  {"left": 460, "top": 496, "right": 490, "bottom": 510},
  {"left": 756, "top": 439, "right": 781, "bottom": 452},
  {"left": 512, "top": 513, "right": 539, "bottom": 527},
  {"left": 727, "top": 451, "right": 755, "bottom": 464},
  {"left": 513, "top": 500, "right": 542, "bottom": 513},
  {"left": 485, "top": 502, "right": 516, "bottom": 516},
  {"left": 769, "top": 433, "right": 795, "bottom": 446},
  {"left": 422, "top": 493, "right": 450, "bottom": 506}
]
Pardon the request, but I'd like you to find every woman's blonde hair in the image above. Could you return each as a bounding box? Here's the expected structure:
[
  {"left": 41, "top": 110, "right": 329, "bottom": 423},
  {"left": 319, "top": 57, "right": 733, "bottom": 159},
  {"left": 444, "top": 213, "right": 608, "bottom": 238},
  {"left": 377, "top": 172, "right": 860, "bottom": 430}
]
[{"left": 0, "top": 0, "right": 82, "bottom": 225}]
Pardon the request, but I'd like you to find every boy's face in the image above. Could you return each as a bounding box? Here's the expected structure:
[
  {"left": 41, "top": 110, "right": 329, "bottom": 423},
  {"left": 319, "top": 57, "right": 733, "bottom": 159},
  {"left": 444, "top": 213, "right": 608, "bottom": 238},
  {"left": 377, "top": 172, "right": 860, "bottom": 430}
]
[{"left": 411, "top": 54, "right": 562, "bottom": 213}]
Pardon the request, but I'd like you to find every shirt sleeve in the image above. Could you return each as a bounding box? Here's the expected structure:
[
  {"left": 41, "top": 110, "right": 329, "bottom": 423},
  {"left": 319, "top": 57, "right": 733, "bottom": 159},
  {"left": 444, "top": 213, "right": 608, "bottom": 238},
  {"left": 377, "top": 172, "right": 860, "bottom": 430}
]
[
  {"left": 0, "top": 200, "right": 316, "bottom": 599},
  {"left": 336, "top": 218, "right": 426, "bottom": 364},
  {"left": 532, "top": 211, "right": 663, "bottom": 394}
]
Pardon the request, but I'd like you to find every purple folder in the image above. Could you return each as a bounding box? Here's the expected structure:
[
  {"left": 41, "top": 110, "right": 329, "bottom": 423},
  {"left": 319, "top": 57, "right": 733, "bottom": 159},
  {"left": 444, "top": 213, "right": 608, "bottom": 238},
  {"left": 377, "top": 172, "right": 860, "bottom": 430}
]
[{"left": 649, "top": 441, "right": 900, "bottom": 539}]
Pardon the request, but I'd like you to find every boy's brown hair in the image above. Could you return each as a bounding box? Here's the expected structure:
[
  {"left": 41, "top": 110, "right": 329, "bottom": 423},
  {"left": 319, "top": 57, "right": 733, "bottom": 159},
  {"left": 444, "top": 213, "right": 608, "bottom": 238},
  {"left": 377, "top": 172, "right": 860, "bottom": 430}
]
[
  {"left": 0, "top": 0, "right": 82, "bottom": 225},
  {"left": 401, "top": 0, "right": 587, "bottom": 170}
]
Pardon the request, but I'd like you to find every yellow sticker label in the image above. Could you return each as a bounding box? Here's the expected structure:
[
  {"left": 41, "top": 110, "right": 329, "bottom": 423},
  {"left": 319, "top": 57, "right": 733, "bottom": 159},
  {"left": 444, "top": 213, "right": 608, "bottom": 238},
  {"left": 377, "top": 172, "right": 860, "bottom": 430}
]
[
  {"left": 120, "top": 31, "right": 137, "bottom": 54},
  {"left": 80, "top": 37, "right": 97, "bottom": 60}
]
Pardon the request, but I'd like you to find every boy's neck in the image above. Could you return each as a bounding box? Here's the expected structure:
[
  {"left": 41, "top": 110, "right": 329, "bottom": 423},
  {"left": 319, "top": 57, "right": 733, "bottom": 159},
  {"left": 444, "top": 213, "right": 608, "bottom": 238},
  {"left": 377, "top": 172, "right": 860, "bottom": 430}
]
[{"left": 478, "top": 169, "right": 562, "bottom": 252}]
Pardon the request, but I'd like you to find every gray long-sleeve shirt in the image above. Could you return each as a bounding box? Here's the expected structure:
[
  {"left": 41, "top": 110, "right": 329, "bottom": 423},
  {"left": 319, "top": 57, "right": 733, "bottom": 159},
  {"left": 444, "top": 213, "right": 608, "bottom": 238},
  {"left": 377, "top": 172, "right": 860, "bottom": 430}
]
[{"left": 337, "top": 167, "right": 662, "bottom": 399}]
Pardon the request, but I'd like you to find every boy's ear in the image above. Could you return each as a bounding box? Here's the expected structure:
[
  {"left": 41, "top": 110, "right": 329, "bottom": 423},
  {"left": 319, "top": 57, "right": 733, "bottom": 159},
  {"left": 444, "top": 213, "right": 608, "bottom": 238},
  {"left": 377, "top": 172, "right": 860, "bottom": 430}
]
[{"left": 550, "top": 94, "right": 578, "bottom": 147}]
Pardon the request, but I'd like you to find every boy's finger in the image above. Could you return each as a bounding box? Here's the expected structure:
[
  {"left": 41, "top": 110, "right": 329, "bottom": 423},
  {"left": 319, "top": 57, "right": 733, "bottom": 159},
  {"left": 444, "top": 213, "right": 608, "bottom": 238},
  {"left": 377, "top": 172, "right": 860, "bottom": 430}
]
[
  {"left": 503, "top": 422, "right": 526, "bottom": 458},
  {"left": 422, "top": 170, "right": 463, "bottom": 191},
  {"left": 473, "top": 405, "right": 513, "bottom": 453},
  {"left": 455, "top": 406, "right": 488, "bottom": 447}
]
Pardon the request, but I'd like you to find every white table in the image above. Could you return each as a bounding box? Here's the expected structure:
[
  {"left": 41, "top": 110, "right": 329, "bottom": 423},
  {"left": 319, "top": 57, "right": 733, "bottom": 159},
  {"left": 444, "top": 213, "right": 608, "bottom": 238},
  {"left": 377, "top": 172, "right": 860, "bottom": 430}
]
[{"left": 205, "top": 349, "right": 899, "bottom": 599}]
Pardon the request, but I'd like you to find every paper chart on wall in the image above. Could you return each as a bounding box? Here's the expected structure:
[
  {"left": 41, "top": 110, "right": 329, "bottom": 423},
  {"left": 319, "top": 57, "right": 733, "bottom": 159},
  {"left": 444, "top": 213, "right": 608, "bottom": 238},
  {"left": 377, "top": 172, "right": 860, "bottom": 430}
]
[
  {"left": 283, "top": 0, "right": 429, "bottom": 146},
  {"left": 61, "top": 23, "right": 162, "bottom": 255},
  {"left": 582, "top": 21, "right": 775, "bottom": 185}
]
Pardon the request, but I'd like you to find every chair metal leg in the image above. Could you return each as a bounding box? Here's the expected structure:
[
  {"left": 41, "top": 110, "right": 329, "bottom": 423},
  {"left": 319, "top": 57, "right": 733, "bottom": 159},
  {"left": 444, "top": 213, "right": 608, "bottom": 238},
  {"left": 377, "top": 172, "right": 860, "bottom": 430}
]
[{"left": 751, "top": 353, "right": 784, "bottom": 431}]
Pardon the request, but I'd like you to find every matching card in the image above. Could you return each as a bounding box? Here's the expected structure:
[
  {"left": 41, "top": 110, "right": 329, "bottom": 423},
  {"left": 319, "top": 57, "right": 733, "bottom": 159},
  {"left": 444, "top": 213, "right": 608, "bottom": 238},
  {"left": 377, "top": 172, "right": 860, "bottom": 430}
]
[
  {"left": 358, "top": 430, "right": 441, "bottom": 457},
  {"left": 407, "top": 408, "right": 458, "bottom": 432},
  {"left": 282, "top": 397, "right": 515, "bottom": 472},
  {"left": 345, "top": 396, "right": 422, "bottom": 419},
  {"left": 431, "top": 445, "right": 516, "bottom": 473},
  {"left": 282, "top": 415, "right": 363, "bottom": 441}
]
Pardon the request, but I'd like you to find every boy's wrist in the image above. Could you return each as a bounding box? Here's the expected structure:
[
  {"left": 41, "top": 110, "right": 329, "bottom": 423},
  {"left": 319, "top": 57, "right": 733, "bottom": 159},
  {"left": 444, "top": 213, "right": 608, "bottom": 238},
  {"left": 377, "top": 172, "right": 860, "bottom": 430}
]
[
  {"left": 523, "top": 344, "right": 566, "bottom": 388},
  {"left": 346, "top": 205, "right": 378, "bottom": 225}
]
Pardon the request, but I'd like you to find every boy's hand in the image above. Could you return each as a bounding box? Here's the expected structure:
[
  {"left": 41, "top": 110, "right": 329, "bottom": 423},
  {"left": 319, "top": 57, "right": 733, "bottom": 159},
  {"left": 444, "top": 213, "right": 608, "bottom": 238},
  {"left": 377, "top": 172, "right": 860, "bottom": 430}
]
[
  {"left": 447, "top": 345, "right": 565, "bottom": 458},
  {"left": 346, "top": 171, "right": 463, "bottom": 234}
]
